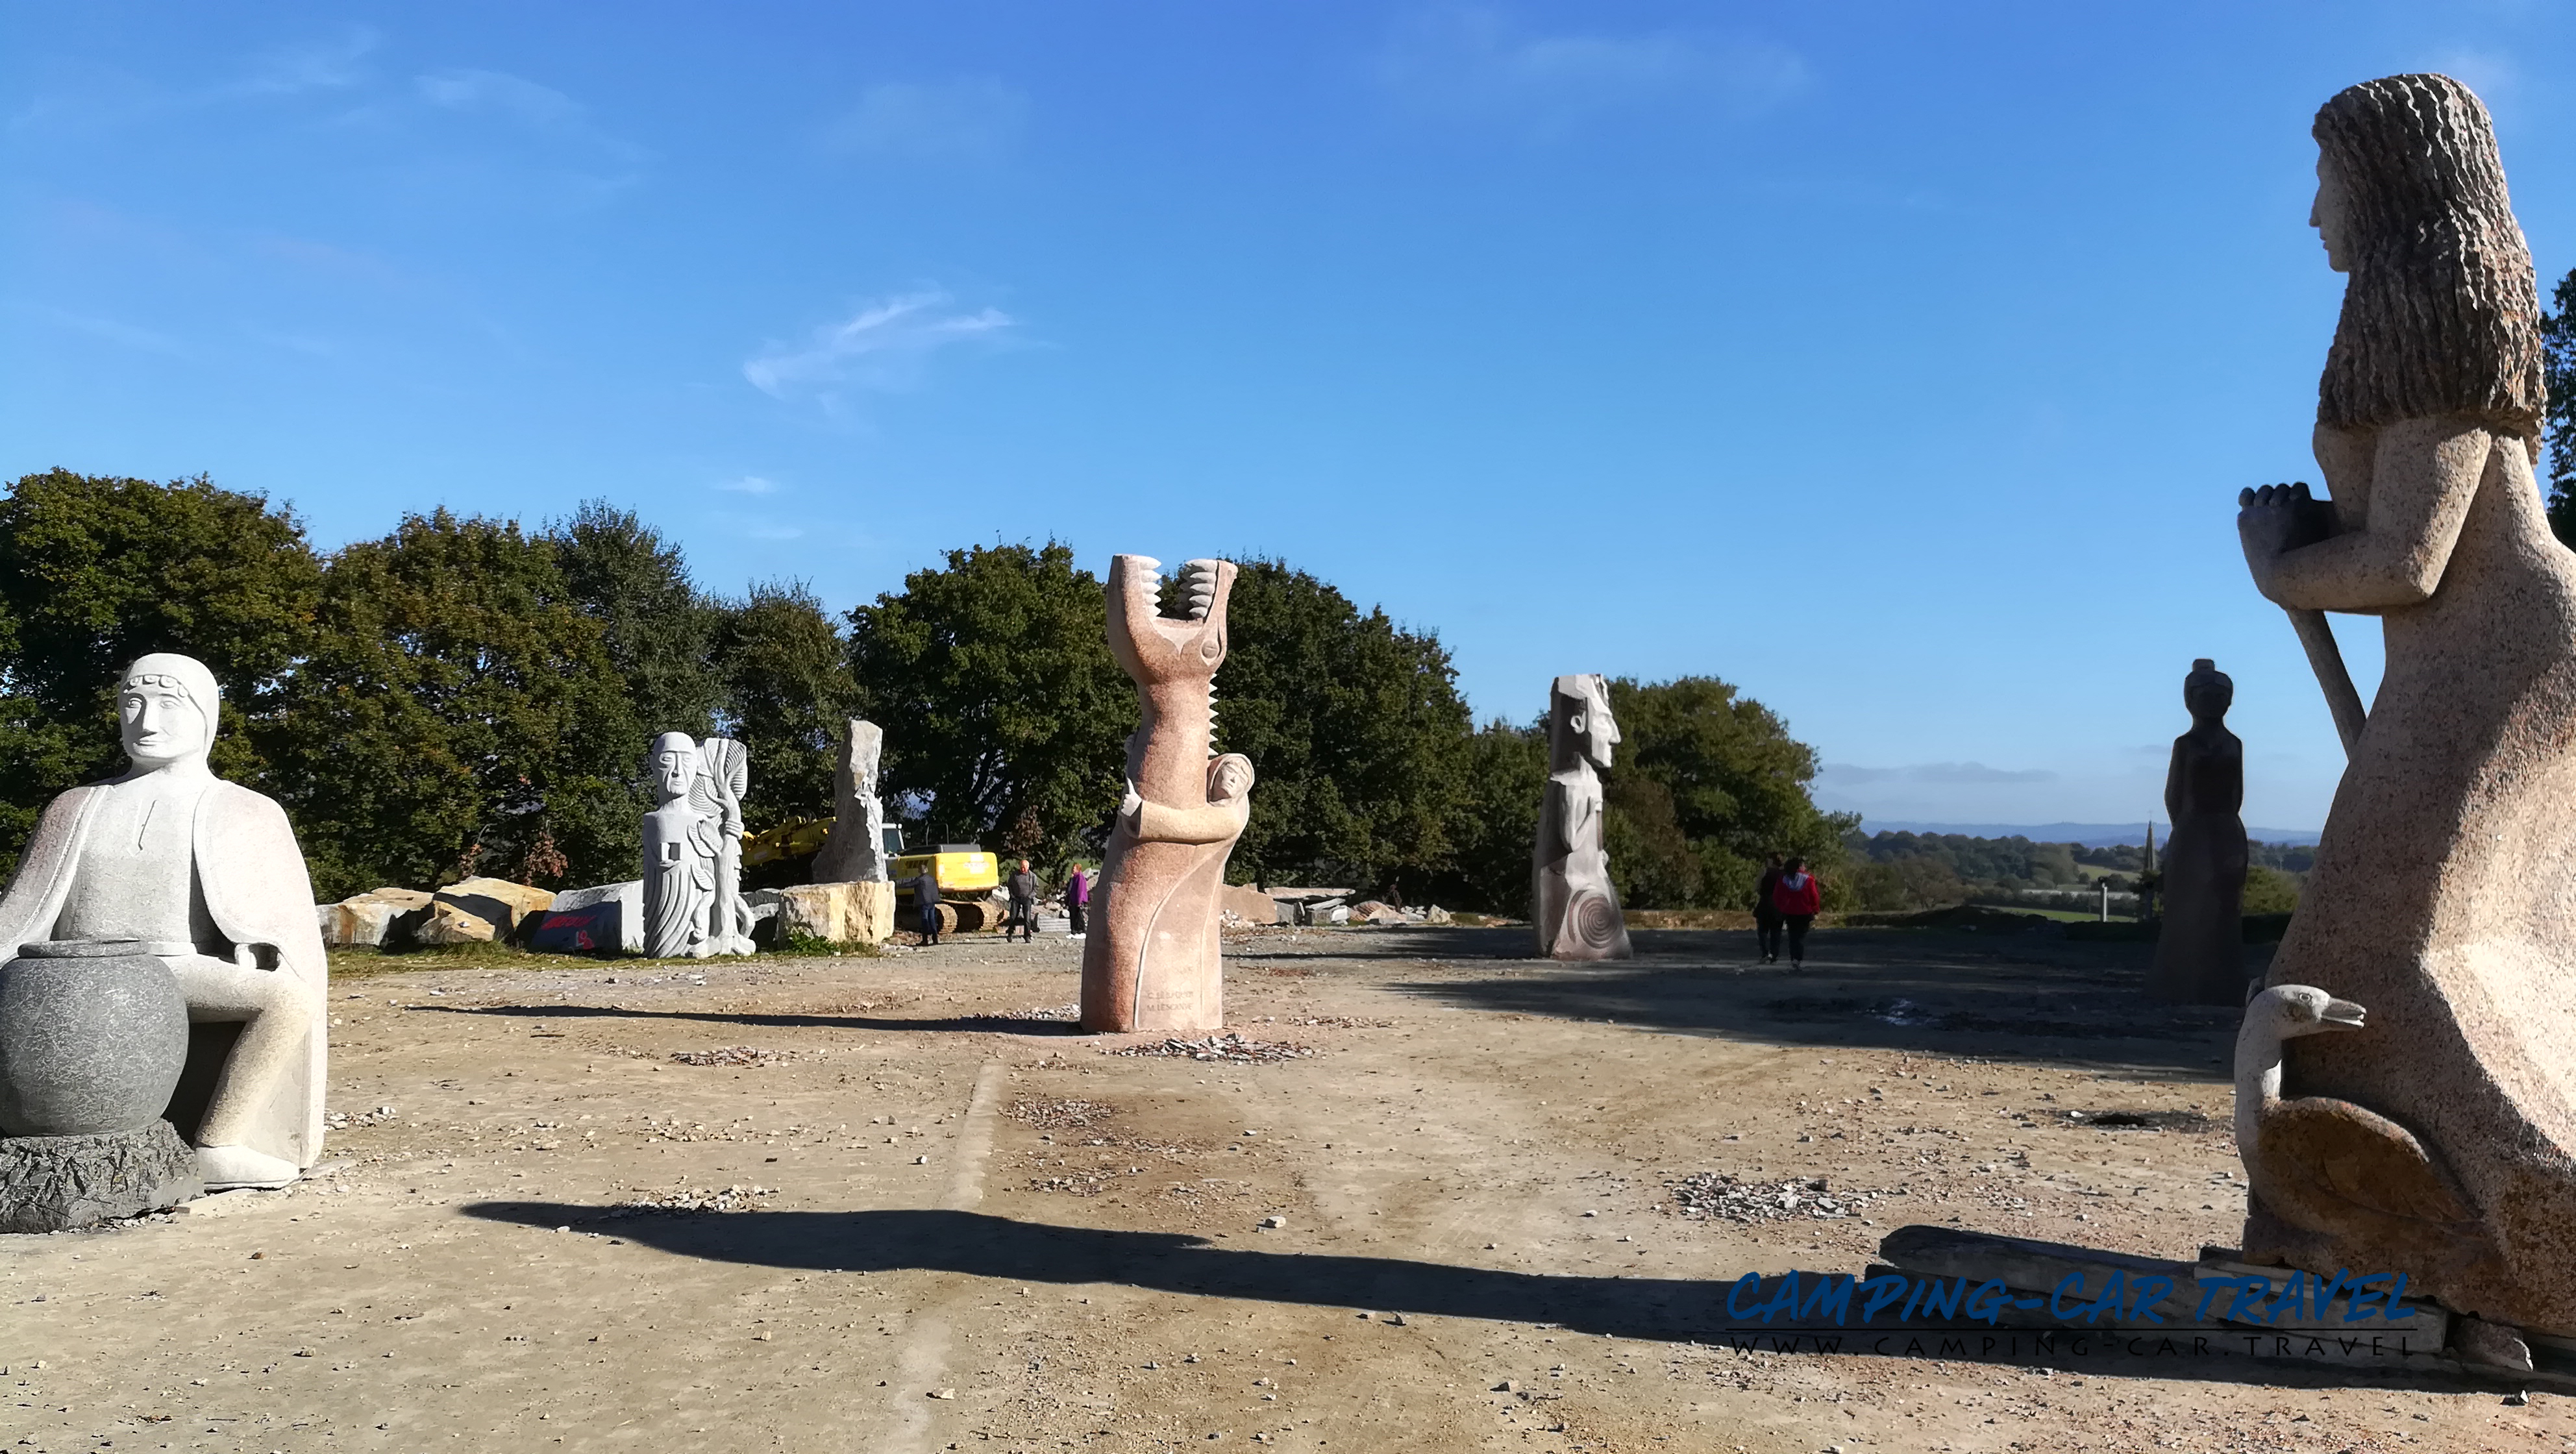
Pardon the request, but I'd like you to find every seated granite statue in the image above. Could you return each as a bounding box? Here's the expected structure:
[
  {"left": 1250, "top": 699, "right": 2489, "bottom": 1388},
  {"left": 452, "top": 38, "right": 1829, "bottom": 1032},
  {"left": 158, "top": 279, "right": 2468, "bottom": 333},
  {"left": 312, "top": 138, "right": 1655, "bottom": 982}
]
[{"left": 0, "top": 654, "right": 327, "bottom": 1190}]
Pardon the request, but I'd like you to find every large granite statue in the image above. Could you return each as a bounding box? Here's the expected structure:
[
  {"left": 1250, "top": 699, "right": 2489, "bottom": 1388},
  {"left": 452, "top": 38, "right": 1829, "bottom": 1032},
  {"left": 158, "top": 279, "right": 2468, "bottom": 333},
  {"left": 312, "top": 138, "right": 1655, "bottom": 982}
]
[
  {"left": 1081, "top": 556, "right": 1251, "bottom": 1034},
  {"left": 641, "top": 732, "right": 754, "bottom": 959},
  {"left": 1533, "top": 673, "right": 1632, "bottom": 961},
  {"left": 0, "top": 654, "right": 327, "bottom": 1196},
  {"left": 2148, "top": 659, "right": 2249, "bottom": 1005},
  {"left": 810, "top": 719, "right": 890, "bottom": 883},
  {"left": 2234, "top": 73, "right": 2576, "bottom": 1337}
]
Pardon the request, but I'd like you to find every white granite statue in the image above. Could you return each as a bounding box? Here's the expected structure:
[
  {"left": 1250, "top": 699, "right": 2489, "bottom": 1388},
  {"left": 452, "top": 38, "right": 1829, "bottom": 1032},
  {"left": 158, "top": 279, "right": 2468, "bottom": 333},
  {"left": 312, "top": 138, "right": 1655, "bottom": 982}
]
[
  {"left": 810, "top": 719, "right": 891, "bottom": 883},
  {"left": 641, "top": 732, "right": 754, "bottom": 959},
  {"left": 0, "top": 654, "right": 328, "bottom": 1190},
  {"left": 1533, "top": 673, "right": 1633, "bottom": 961}
]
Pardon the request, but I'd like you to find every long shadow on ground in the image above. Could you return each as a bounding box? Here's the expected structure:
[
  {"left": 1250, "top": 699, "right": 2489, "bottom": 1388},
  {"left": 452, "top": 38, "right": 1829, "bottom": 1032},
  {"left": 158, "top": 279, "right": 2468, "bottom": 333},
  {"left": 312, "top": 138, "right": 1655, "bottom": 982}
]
[
  {"left": 457, "top": 1202, "right": 2477, "bottom": 1391},
  {"left": 1383, "top": 927, "right": 2255, "bottom": 1081},
  {"left": 406, "top": 1004, "right": 1080, "bottom": 1036}
]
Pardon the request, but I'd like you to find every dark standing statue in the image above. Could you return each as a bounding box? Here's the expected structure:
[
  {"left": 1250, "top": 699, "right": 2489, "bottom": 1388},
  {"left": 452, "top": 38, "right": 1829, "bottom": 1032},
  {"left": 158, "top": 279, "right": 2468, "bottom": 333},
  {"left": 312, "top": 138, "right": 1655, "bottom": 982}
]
[{"left": 2149, "top": 659, "right": 2249, "bottom": 1005}]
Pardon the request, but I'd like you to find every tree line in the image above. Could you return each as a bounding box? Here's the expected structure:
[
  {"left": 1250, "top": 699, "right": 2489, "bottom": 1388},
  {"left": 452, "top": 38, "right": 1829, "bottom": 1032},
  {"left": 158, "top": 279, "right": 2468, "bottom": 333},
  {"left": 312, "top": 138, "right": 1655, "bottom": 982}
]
[{"left": 0, "top": 471, "right": 1847, "bottom": 912}]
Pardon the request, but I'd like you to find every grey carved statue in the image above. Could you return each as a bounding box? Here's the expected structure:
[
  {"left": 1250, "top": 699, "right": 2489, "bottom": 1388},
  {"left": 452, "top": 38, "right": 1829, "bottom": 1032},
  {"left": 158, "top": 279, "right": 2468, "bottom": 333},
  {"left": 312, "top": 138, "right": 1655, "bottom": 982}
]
[
  {"left": 0, "top": 654, "right": 328, "bottom": 1192},
  {"left": 811, "top": 719, "right": 890, "bottom": 883},
  {"left": 641, "top": 732, "right": 754, "bottom": 959},
  {"left": 2232, "top": 73, "right": 2576, "bottom": 1340},
  {"left": 1533, "top": 673, "right": 1631, "bottom": 961},
  {"left": 2148, "top": 659, "right": 2249, "bottom": 1005},
  {"left": 1080, "top": 556, "right": 1252, "bottom": 1033}
]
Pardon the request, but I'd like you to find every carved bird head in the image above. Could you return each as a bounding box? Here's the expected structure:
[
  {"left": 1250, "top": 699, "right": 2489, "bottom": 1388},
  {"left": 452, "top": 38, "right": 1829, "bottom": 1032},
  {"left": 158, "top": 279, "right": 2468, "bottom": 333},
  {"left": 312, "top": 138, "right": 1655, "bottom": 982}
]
[{"left": 2252, "top": 984, "right": 2368, "bottom": 1039}]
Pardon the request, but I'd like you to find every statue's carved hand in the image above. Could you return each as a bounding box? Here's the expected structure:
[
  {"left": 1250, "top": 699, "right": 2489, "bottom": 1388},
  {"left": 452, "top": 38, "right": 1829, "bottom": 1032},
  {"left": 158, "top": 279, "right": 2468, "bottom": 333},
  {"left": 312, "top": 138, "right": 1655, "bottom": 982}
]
[
  {"left": 1119, "top": 779, "right": 1145, "bottom": 833},
  {"left": 2238, "top": 482, "right": 2338, "bottom": 597},
  {"left": 2239, "top": 482, "right": 2336, "bottom": 558}
]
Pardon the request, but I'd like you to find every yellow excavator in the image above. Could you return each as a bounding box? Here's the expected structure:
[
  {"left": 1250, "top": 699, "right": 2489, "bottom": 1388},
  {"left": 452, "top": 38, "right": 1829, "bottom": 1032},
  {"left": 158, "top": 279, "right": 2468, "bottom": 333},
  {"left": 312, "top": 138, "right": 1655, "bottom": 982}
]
[{"left": 893, "top": 845, "right": 1004, "bottom": 934}]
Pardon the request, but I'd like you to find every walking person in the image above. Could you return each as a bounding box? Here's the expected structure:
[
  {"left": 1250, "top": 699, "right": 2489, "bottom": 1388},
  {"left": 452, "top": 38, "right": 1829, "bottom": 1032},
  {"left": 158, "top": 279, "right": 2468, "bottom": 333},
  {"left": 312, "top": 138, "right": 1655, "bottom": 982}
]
[
  {"left": 911, "top": 863, "right": 945, "bottom": 946},
  {"left": 1752, "top": 854, "right": 1786, "bottom": 963},
  {"left": 1065, "top": 864, "right": 1090, "bottom": 938},
  {"left": 1004, "top": 858, "right": 1040, "bottom": 943},
  {"left": 1772, "top": 857, "right": 1822, "bottom": 968}
]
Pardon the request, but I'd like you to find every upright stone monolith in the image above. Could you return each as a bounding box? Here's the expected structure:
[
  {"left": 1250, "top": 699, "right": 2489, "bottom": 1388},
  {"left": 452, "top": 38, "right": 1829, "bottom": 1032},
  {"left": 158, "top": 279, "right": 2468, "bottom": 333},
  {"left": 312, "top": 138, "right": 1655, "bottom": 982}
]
[{"left": 1533, "top": 673, "right": 1632, "bottom": 961}]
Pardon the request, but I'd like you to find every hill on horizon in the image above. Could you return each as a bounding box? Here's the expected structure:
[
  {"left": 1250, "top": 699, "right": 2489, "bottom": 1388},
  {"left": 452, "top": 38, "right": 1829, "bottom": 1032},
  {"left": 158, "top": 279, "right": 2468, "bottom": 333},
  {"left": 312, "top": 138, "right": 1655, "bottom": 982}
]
[{"left": 1858, "top": 819, "right": 2322, "bottom": 848}]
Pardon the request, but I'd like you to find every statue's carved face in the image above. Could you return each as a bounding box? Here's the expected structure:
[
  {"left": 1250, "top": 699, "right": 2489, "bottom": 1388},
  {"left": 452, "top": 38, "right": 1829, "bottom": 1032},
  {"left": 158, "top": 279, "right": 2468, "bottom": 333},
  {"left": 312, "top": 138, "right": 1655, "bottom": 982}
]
[
  {"left": 1209, "top": 754, "right": 1255, "bottom": 803},
  {"left": 656, "top": 745, "right": 698, "bottom": 800},
  {"left": 1564, "top": 682, "right": 1620, "bottom": 769},
  {"left": 2310, "top": 153, "right": 2353, "bottom": 275},
  {"left": 2185, "top": 676, "right": 2235, "bottom": 723},
  {"left": 121, "top": 676, "right": 208, "bottom": 770}
]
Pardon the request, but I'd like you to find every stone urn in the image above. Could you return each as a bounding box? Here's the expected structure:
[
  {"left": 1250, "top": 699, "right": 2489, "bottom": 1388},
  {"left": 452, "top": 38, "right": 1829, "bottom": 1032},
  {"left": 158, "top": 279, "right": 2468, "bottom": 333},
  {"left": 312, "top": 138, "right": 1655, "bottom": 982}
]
[{"left": 0, "top": 940, "right": 189, "bottom": 1138}]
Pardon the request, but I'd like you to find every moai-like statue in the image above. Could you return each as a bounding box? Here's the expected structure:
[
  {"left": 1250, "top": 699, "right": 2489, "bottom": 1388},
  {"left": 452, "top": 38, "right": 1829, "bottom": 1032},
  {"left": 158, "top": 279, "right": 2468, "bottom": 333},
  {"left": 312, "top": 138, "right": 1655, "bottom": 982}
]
[
  {"left": 0, "top": 654, "right": 328, "bottom": 1208},
  {"left": 1080, "top": 556, "right": 1251, "bottom": 1034},
  {"left": 811, "top": 719, "right": 890, "bottom": 883},
  {"left": 2149, "top": 659, "right": 2249, "bottom": 1005},
  {"left": 2232, "top": 73, "right": 2576, "bottom": 1344},
  {"left": 641, "top": 732, "right": 755, "bottom": 959},
  {"left": 1533, "top": 673, "right": 1632, "bottom": 961}
]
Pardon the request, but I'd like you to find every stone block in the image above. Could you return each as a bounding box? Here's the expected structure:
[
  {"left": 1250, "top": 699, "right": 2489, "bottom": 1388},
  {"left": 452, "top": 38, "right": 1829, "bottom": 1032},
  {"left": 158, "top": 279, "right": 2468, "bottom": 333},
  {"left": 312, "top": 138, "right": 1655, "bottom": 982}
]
[
  {"left": 776, "top": 880, "right": 895, "bottom": 946},
  {"left": 1219, "top": 883, "right": 1282, "bottom": 925},
  {"left": 317, "top": 887, "right": 434, "bottom": 949},
  {"left": 434, "top": 877, "right": 555, "bottom": 940},
  {"left": 0, "top": 1122, "right": 203, "bottom": 1232},
  {"left": 414, "top": 900, "right": 498, "bottom": 944},
  {"left": 550, "top": 881, "right": 644, "bottom": 954}
]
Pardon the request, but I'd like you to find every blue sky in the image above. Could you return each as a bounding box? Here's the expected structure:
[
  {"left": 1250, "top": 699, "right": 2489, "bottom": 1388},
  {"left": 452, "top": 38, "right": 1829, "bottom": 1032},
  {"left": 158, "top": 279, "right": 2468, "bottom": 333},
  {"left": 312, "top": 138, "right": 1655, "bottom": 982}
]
[{"left": 6, "top": 2, "right": 2568, "bottom": 833}]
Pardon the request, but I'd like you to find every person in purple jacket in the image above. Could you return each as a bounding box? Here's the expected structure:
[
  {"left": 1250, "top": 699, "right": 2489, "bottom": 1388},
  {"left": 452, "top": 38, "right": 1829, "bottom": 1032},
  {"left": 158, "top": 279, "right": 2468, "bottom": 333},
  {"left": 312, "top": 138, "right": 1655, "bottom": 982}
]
[{"left": 1065, "top": 865, "right": 1091, "bottom": 937}]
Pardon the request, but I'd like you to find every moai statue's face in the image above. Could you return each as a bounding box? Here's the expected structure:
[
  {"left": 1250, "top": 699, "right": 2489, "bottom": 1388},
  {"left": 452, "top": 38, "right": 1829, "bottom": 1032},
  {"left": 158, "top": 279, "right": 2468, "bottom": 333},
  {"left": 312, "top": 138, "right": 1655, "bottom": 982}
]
[
  {"left": 1566, "top": 682, "right": 1620, "bottom": 770},
  {"left": 121, "top": 673, "right": 210, "bottom": 771}
]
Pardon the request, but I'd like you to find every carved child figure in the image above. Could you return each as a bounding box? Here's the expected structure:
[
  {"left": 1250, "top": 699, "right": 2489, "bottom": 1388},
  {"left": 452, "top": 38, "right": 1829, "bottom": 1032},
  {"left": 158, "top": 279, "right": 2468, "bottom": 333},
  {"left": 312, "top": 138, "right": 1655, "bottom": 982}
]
[{"left": 0, "top": 654, "right": 328, "bottom": 1189}]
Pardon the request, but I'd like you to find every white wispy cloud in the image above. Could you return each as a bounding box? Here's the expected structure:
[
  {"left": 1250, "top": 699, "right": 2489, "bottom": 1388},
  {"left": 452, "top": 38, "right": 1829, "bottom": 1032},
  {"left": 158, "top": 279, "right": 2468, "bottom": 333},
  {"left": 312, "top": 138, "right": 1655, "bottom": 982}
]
[
  {"left": 1378, "top": 6, "right": 1807, "bottom": 133},
  {"left": 742, "top": 290, "right": 1015, "bottom": 403},
  {"left": 410, "top": 68, "right": 649, "bottom": 199},
  {"left": 716, "top": 475, "right": 779, "bottom": 495},
  {"left": 229, "top": 30, "right": 377, "bottom": 97},
  {"left": 1821, "top": 762, "right": 2058, "bottom": 786},
  {"left": 823, "top": 79, "right": 1027, "bottom": 162},
  {"left": 10, "top": 301, "right": 185, "bottom": 356}
]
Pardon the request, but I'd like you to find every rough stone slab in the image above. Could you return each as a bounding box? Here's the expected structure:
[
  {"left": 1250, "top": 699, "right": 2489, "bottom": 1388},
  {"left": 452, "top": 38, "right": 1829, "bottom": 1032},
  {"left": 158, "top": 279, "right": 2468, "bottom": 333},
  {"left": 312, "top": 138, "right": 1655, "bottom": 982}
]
[{"left": 1, "top": 1122, "right": 203, "bottom": 1232}]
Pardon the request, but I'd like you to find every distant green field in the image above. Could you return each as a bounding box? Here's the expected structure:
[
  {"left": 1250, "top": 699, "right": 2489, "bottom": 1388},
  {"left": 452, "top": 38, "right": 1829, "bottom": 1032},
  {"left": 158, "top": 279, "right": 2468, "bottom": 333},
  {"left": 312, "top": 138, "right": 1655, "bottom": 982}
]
[{"left": 1971, "top": 904, "right": 2140, "bottom": 923}]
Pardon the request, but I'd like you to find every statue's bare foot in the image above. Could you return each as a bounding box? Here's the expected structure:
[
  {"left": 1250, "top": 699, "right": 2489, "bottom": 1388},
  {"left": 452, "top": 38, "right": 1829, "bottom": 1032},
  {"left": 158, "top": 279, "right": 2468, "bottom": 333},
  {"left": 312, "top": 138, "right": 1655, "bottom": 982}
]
[{"left": 197, "top": 1143, "right": 299, "bottom": 1190}]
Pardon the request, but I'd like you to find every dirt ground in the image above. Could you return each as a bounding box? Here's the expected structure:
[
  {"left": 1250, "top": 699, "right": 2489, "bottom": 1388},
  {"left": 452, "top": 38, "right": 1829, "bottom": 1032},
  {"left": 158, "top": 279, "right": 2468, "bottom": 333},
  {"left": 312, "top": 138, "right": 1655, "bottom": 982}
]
[{"left": 5, "top": 922, "right": 2568, "bottom": 1452}]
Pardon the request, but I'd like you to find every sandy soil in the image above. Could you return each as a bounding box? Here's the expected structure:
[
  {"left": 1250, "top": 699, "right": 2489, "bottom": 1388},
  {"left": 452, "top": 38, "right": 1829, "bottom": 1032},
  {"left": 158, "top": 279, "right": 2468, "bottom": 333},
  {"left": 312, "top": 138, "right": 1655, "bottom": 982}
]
[{"left": 4, "top": 922, "right": 2564, "bottom": 1452}]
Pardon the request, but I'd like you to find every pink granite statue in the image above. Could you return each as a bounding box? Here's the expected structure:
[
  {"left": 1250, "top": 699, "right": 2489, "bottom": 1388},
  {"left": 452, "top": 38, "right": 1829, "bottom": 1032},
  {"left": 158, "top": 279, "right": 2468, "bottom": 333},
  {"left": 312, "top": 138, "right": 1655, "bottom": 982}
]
[
  {"left": 2235, "top": 73, "right": 2576, "bottom": 1341},
  {"left": 1080, "top": 556, "right": 1251, "bottom": 1033}
]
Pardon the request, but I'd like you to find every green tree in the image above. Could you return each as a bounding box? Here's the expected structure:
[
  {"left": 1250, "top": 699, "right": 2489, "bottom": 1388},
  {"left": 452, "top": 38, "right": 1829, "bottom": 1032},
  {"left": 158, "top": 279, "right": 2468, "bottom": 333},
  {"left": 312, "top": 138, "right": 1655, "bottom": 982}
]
[
  {"left": 1602, "top": 676, "right": 1853, "bottom": 909},
  {"left": 262, "top": 510, "right": 631, "bottom": 897},
  {"left": 715, "top": 580, "right": 861, "bottom": 830},
  {"left": 0, "top": 470, "right": 321, "bottom": 880},
  {"left": 550, "top": 500, "right": 723, "bottom": 743},
  {"left": 2545, "top": 267, "right": 2576, "bottom": 548},
  {"left": 846, "top": 543, "right": 1129, "bottom": 863},
  {"left": 1422, "top": 719, "right": 1547, "bottom": 915},
  {"left": 1214, "top": 559, "right": 1474, "bottom": 898}
]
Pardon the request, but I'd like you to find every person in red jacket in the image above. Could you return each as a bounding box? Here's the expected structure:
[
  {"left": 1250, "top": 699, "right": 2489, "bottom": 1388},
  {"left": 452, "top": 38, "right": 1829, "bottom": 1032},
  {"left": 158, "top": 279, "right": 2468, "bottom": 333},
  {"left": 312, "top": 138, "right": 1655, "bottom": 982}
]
[{"left": 1771, "top": 857, "right": 1823, "bottom": 968}]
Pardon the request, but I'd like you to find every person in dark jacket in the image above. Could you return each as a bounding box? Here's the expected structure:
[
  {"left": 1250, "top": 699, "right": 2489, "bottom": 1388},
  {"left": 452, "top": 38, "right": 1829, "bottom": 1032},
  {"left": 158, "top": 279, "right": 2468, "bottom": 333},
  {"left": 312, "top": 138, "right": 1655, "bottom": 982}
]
[
  {"left": 1004, "top": 859, "right": 1040, "bottom": 943},
  {"left": 1752, "top": 854, "right": 1786, "bottom": 963},
  {"left": 1771, "top": 857, "right": 1822, "bottom": 968},
  {"left": 912, "top": 865, "right": 945, "bottom": 945}
]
